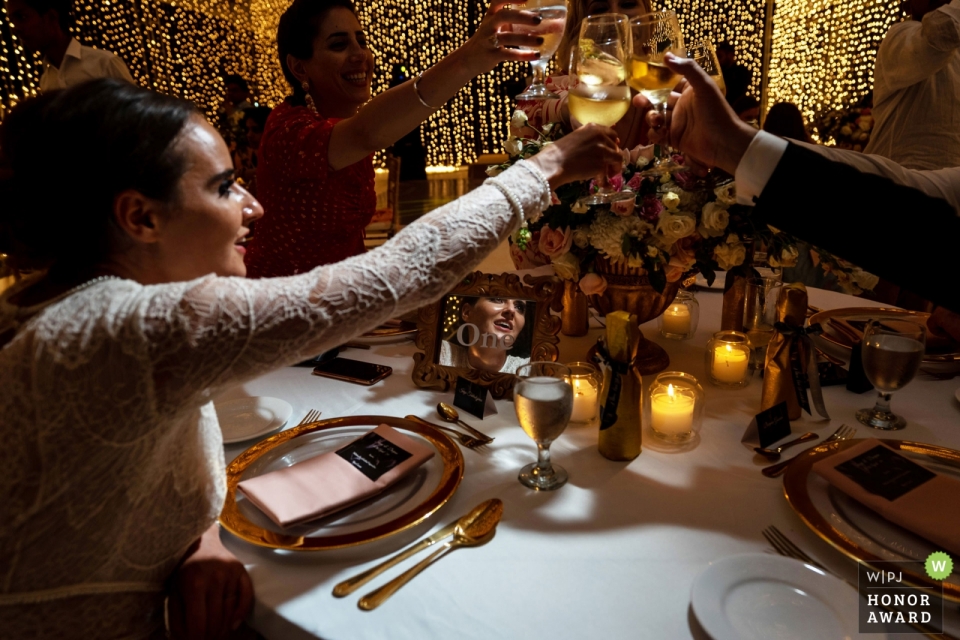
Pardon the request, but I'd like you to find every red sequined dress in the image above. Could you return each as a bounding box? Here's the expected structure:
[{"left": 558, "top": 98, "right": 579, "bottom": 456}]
[{"left": 244, "top": 100, "right": 376, "bottom": 277}]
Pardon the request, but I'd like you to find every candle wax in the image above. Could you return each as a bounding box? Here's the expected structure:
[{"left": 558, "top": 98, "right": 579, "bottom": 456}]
[
  {"left": 651, "top": 384, "right": 695, "bottom": 436},
  {"left": 570, "top": 377, "right": 599, "bottom": 423},
  {"left": 712, "top": 344, "right": 749, "bottom": 384},
  {"left": 662, "top": 304, "right": 692, "bottom": 336}
]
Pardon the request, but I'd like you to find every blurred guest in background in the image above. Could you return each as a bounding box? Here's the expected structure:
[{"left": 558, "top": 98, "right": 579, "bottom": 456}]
[
  {"left": 762, "top": 102, "right": 813, "bottom": 143},
  {"left": 732, "top": 95, "right": 760, "bottom": 126},
  {"left": 6, "top": 0, "right": 133, "bottom": 92},
  {"left": 217, "top": 74, "right": 254, "bottom": 148},
  {"left": 234, "top": 106, "right": 272, "bottom": 196},
  {"left": 865, "top": 0, "right": 960, "bottom": 170},
  {"left": 716, "top": 42, "right": 751, "bottom": 106}
]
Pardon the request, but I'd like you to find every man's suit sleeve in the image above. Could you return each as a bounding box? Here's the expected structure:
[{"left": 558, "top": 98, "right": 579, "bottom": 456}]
[{"left": 752, "top": 143, "right": 960, "bottom": 313}]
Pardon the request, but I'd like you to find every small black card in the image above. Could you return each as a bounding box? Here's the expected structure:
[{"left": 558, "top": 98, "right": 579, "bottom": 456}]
[
  {"left": 755, "top": 401, "right": 792, "bottom": 448},
  {"left": 454, "top": 376, "right": 491, "bottom": 420},
  {"left": 835, "top": 445, "right": 936, "bottom": 501},
  {"left": 846, "top": 342, "right": 875, "bottom": 394},
  {"left": 336, "top": 432, "right": 412, "bottom": 482}
]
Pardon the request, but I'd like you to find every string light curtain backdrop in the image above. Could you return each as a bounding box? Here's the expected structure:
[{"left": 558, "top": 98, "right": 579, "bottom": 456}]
[{"left": 1, "top": 0, "right": 904, "bottom": 164}]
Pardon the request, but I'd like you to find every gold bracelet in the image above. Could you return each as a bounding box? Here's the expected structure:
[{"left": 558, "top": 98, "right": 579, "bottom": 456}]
[{"left": 413, "top": 72, "right": 442, "bottom": 110}]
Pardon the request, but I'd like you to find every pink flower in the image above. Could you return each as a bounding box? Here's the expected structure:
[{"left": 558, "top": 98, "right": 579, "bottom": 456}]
[
  {"left": 579, "top": 273, "right": 608, "bottom": 296},
  {"left": 626, "top": 173, "right": 644, "bottom": 191},
  {"left": 639, "top": 195, "right": 663, "bottom": 221},
  {"left": 611, "top": 197, "right": 636, "bottom": 217},
  {"left": 608, "top": 173, "right": 624, "bottom": 191},
  {"left": 672, "top": 170, "right": 699, "bottom": 191},
  {"left": 509, "top": 232, "right": 551, "bottom": 270},
  {"left": 664, "top": 264, "right": 685, "bottom": 282},
  {"left": 538, "top": 225, "right": 574, "bottom": 258},
  {"left": 669, "top": 235, "right": 699, "bottom": 270},
  {"left": 671, "top": 153, "right": 685, "bottom": 165}
]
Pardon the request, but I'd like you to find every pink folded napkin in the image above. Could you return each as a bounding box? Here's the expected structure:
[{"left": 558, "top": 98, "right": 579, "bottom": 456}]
[
  {"left": 813, "top": 438, "right": 960, "bottom": 557},
  {"left": 238, "top": 424, "right": 435, "bottom": 528}
]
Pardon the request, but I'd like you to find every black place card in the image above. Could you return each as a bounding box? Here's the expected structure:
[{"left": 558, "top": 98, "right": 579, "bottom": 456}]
[
  {"left": 846, "top": 342, "right": 875, "bottom": 394},
  {"left": 835, "top": 445, "right": 936, "bottom": 501},
  {"left": 454, "top": 376, "right": 495, "bottom": 419},
  {"left": 336, "top": 432, "right": 412, "bottom": 482},
  {"left": 741, "top": 400, "right": 793, "bottom": 451}
]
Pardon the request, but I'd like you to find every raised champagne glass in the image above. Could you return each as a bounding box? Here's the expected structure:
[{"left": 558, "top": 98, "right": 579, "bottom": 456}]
[
  {"left": 856, "top": 320, "right": 925, "bottom": 430},
  {"left": 628, "top": 11, "right": 685, "bottom": 174},
  {"left": 574, "top": 14, "right": 633, "bottom": 204},
  {"left": 515, "top": 0, "right": 570, "bottom": 100},
  {"left": 514, "top": 362, "right": 573, "bottom": 490},
  {"left": 688, "top": 38, "right": 725, "bottom": 96}
]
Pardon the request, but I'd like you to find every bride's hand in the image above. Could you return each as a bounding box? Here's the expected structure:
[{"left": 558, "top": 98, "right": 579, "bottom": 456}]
[
  {"left": 463, "top": 0, "right": 543, "bottom": 73},
  {"left": 168, "top": 524, "right": 254, "bottom": 640},
  {"left": 527, "top": 123, "right": 623, "bottom": 188}
]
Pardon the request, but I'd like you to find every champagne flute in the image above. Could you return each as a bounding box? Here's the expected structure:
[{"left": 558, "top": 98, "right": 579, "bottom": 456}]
[
  {"left": 515, "top": 0, "right": 570, "bottom": 100},
  {"left": 574, "top": 14, "right": 633, "bottom": 204},
  {"left": 856, "top": 320, "right": 925, "bottom": 430},
  {"left": 688, "top": 38, "right": 725, "bottom": 96},
  {"left": 628, "top": 11, "right": 685, "bottom": 174},
  {"left": 514, "top": 362, "right": 573, "bottom": 490}
]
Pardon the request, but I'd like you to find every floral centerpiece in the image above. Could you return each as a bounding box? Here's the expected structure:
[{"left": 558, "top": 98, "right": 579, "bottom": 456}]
[
  {"left": 490, "top": 110, "right": 802, "bottom": 298},
  {"left": 813, "top": 102, "right": 874, "bottom": 151}
]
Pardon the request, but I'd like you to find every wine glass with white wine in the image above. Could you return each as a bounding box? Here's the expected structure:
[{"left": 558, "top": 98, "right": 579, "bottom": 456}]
[
  {"left": 514, "top": 362, "right": 573, "bottom": 491},
  {"left": 856, "top": 320, "right": 926, "bottom": 430},
  {"left": 572, "top": 14, "right": 633, "bottom": 204},
  {"left": 628, "top": 11, "right": 685, "bottom": 174},
  {"left": 515, "top": 0, "right": 569, "bottom": 100},
  {"left": 688, "top": 38, "right": 725, "bottom": 96}
]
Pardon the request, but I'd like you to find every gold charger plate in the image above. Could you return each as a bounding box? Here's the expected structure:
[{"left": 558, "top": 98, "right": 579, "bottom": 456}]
[
  {"left": 784, "top": 438, "right": 960, "bottom": 602},
  {"left": 355, "top": 320, "right": 418, "bottom": 344},
  {"left": 220, "top": 415, "right": 463, "bottom": 551}
]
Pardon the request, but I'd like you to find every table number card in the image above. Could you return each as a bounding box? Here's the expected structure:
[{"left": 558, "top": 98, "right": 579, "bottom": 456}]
[
  {"left": 454, "top": 376, "right": 497, "bottom": 419},
  {"left": 741, "top": 401, "right": 792, "bottom": 450}
]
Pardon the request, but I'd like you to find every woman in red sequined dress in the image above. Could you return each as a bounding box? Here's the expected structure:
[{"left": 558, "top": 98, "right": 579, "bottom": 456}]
[{"left": 245, "top": 0, "right": 544, "bottom": 276}]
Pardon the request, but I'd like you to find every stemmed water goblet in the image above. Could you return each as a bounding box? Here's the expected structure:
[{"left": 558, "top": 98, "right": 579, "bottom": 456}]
[
  {"left": 627, "top": 10, "right": 685, "bottom": 175},
  {"left": 856, "top": 320, "right": 926, "bottom": 430},
  {"left": 573, "top": 14, "right": 633, "bottom": 204},
  {"left": 514, "top": 362, "right": 573, "bottom": 490},
  {"left": 514, "top": 0, "right": 570, "bottom": 100}
]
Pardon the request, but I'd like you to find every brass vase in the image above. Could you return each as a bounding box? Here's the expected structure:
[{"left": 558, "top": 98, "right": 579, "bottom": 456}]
[
  {"left": 588, "top": 256, "right": 682, "bottom": 374},
  {"left": 561, "top": 279, "right": 588, "bottom": 336}
]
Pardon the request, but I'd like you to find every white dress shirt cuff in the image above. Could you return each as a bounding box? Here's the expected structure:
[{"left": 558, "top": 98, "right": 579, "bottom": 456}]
[{"left": 734, "top": 130, "right": 790, "bottom": 205}]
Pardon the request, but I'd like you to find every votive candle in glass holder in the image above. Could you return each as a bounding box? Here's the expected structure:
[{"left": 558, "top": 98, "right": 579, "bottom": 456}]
[
  {"left": 567, "top": 361, "right": 601, "bottom": 425},
  {"left": 705, "top": 330, "right": 751, "bottom": 388},
  {"left": 658, "top": 290, "right": 699, "bottom": 340},
  {"left": 649, "top": 371, "right": 704, "bottom": 443}
]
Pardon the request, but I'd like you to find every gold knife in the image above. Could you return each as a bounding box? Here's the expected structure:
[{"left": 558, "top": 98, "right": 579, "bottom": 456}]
[{"left": 332, "top": 499, "right": 499, "bottom": 597}]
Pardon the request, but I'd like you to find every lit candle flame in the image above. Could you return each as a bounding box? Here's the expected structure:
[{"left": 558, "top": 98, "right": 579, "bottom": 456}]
[{"left": 667, "top": 383, "right": 675, "bottom": 400}]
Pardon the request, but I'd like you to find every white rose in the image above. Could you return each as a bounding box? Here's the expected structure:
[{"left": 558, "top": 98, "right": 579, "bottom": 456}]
[
  {"left": 699, "top": 202, "right": 729, "bottom": 238},
  {"left": 485, "top": 165, "right": 503, "bottom": 177},
  {"left": 714, "top": 182, "right": 737, "bottom": 206},
  {"left": 713, "top": 242, "right": 747, "bottom": 270},
  {"left": 571, "top": 199, "right": 590, "bottom": 214},
  {"left": 662, "top": 191, "right": 681, "bottom": 210},
  {"left": 657, "top": 212, "right": 696, "bottom": 242},
  {"left": 851, "top": 268, "right": 879, "bottom": 291},
  {"left": 660, "top": 172, "right": 672, "bottom": 184},
  {"left": 768, "top": 245, "right": 799, "bottom": 268},
  {"left": 551, "top": 252, "right": 580, "bottom": 281},
  {"left": 504, "top": 137, "right": 522, "bottom": 156},
  {"left": 511, "top": 110, "right": 529, "bottom": 130},
  {"left": 572, "top": 227, "right": 590, "bottom": 248}
]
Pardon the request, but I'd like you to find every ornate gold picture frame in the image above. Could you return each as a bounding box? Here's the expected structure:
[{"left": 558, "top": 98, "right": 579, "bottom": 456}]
[{"left": 412, "top": 272, "right": 562, "bottom": 398}]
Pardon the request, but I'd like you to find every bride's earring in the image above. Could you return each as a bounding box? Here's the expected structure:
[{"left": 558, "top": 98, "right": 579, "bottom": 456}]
[{"left": 301, "top": 80, "right": 317, "bottom": 113}]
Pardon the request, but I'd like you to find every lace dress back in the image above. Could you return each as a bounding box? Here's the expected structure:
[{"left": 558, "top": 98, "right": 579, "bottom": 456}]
[{"left": 0, "top": 162, "right": 549, "bottom": 638}]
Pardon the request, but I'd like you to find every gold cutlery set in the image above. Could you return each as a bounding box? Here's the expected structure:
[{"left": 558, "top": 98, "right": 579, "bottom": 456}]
[{"left": 333, "top": 499, "right": 504, "bottom": 610}]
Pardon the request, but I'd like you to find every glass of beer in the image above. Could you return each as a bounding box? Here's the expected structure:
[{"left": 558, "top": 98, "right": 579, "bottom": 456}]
[
  {"left": 572, "top": 14, "right": 633, "bottom": 204},
  {"left": 628, "top": 11, "right": 685, "bottom": 173},
  {"left": 688, "top": 38, "right": 725, "bottom": 95},
  {"left": 515, "top": 0, "right": 570, "bottom": 100},
  {"left": 856, "top": 320, "right": 926, "bottom": 430}
]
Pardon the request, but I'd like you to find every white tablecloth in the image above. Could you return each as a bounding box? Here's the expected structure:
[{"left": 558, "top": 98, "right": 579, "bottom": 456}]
[{"left": 218, "top": 274, "right": 960, "bottom": 640}]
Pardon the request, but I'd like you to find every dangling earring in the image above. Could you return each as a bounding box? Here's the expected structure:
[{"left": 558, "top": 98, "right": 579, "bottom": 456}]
[{"left": 301, "top": 80, "right": 317, "bottom": 114}]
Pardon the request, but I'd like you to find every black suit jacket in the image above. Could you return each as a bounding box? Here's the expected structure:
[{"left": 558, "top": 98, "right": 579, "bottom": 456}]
[{"left": 752, "top": 143, "right": 960, "bottom": 313}]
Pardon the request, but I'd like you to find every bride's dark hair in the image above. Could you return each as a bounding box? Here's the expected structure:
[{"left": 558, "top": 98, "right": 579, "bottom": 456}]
[{"left": 0, "top": 79, "right": 196, "bottom": 278}]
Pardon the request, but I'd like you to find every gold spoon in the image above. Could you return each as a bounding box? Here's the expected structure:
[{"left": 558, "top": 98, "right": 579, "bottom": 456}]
[
  {"left": 357, "top": 498, "right": 504, "bottom": 610},
  {"left": 754, "top": 432, "right": 818, "bottom": 460},
  {"left": 436, "top": 402, "right": 494, "bottom": 443},
  {"left": 333, "top": 499, "right": 499, "bottom": 597}
]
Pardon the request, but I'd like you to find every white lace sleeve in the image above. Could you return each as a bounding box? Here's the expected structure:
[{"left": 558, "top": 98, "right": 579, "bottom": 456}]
[{"left": 137, "top": 161, "right": 549, "bottom": 412}]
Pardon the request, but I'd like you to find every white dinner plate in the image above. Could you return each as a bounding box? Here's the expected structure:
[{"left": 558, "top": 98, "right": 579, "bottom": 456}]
[
  {"left": 691, "top": 554, "right": 874, "bottom": 640},
  {"left": 215, "top": 397, "right": 292, "bottom": 444},
  {"left": 352, "top": 320, "right": 418, "bottom": 345}
]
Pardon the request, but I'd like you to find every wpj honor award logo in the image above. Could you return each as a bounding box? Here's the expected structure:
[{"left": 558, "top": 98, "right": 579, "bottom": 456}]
[{"left": 858, "top": 551, "right": 953, "bottom": 633}]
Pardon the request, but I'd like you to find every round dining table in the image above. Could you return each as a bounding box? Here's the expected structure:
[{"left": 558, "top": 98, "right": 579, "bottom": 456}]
[{"left": 218, "top": 267, "right": 960, "bottom": 640}]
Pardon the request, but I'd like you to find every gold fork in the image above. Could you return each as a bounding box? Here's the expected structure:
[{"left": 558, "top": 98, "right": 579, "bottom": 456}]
[
  {"left": 404, "top": 415, "right": 489, "bottom": 451},
  {"left": 761, "top": 424, "right": 856, "bottom": 478}
]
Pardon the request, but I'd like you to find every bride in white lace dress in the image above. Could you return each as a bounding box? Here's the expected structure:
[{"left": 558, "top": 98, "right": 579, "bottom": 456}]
[{"left": 0, "top": 79, "right": 620, "bottom": 638}]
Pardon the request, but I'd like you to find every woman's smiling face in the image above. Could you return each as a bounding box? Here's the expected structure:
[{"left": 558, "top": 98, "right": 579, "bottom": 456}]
[
  {"left": 299, "top": 7, "right": 374, "bottom": 116},
  {"left": 462, "top": 297, "right": 527, "bottom": 345}
]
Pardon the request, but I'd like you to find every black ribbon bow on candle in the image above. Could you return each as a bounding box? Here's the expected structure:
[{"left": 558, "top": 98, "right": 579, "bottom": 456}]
[
  {"left": 772, "top": 321, "right": 830, "bottom": 419},
  {"left": 592, "top": 340, "right": 630, "bottom": 431}
]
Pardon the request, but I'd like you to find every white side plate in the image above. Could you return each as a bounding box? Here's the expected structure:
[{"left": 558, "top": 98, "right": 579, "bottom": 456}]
[{"left": 216, "top": 397, "right": 292, "bottom": 444}]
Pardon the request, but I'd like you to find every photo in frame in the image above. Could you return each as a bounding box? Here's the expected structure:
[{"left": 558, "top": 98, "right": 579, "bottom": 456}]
[{"left": 412, "top": 272, "right": 562, "bottom": 398}]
